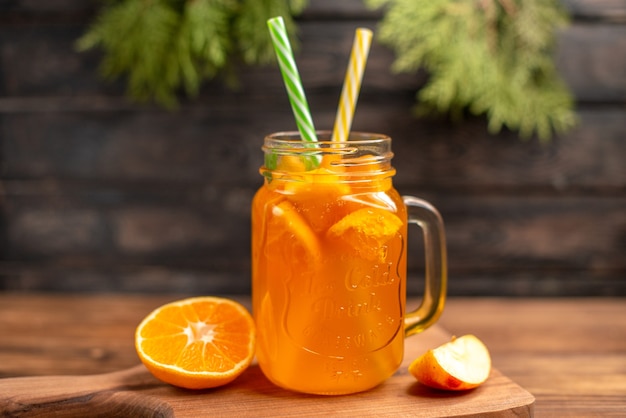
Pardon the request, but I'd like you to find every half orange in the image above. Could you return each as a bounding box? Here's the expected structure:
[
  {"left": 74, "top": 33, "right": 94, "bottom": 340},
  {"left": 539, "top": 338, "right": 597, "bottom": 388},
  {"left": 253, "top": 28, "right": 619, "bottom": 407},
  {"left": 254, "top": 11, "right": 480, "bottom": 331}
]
[{"left": 135, "top": 296, "right": 256, "bottom": 389}]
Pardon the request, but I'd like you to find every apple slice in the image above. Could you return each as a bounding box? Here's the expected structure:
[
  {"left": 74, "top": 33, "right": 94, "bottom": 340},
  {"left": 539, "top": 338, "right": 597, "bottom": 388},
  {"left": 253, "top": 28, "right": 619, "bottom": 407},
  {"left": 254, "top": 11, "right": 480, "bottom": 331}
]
[{"left": 409, "top": 334, "right": 491, "bottom": 390}]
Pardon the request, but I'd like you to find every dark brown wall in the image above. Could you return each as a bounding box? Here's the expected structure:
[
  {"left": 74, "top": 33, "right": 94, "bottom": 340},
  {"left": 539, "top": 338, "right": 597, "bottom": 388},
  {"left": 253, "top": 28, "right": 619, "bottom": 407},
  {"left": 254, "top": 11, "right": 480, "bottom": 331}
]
[{"left": 1, "top": 0, "right": 625, "bottom": 296}]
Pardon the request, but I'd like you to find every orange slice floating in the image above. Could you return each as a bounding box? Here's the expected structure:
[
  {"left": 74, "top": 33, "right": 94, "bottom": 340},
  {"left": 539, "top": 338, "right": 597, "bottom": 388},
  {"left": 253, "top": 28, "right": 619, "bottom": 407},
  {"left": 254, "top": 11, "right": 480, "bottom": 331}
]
[
  {"left": 327, "top": 207, "right": 403, "bottom": 260},
  {"left": 266, "top": 200, "right": 321, "bottom": 262}
]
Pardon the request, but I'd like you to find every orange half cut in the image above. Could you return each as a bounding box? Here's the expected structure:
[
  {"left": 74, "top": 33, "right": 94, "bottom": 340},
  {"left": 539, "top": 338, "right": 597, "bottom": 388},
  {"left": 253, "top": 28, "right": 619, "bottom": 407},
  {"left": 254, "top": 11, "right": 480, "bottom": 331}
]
[{"left": 135, "top": 296, "right": 256, "bottom": 389}]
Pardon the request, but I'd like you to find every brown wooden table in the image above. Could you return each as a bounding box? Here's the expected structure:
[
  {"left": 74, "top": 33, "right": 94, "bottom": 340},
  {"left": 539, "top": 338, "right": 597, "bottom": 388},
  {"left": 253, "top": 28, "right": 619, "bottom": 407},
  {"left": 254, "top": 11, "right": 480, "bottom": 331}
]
[{"left": 0, "top": 294, "right": 624, "bottom": 416}]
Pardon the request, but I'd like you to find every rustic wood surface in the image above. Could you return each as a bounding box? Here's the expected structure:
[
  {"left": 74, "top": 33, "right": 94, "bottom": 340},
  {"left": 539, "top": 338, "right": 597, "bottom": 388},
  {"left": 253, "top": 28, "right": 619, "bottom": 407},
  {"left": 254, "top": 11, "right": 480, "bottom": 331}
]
[
  {"left": 0, "top": 320, "right": 533, "bottom": 417},
  {"left": 0, "top": 1, "right": 625, "bottom": 296},
  {"left": 1, "top": 294, "right": 624, "bottom": 416}
]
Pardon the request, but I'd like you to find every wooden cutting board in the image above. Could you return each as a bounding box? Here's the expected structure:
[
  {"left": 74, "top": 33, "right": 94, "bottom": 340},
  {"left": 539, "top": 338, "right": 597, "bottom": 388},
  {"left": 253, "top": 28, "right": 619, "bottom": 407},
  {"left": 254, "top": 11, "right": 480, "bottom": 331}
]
[{"left": 0, "top": 325, "right": 534, "bottom": 417}]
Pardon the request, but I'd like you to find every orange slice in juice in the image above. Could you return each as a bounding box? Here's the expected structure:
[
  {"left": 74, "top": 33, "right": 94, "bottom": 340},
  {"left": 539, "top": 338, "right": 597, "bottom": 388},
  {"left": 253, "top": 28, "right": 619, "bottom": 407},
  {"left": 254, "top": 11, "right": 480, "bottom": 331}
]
[
  {"left": 283, "top": 167, "right": 352, "bottom": 233},
  {"left": 277, "top": 155, "right": 308, "bottom": 172},
  {"left": 340, "top": 155, "right": 393, "bottom": 192},
  {"left": 328, "top": 207, "right": 403, "bottom": 261},
  {"left": 267, "top": 200, "right": 321, "bottom": 263}
]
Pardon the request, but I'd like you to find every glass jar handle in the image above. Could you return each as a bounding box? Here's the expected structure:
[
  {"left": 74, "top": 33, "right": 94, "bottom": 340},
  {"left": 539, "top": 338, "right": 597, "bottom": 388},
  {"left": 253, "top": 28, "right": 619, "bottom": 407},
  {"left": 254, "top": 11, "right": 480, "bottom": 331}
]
[{"left": 403, "top": 196, "right": 447, "bottom": 337}]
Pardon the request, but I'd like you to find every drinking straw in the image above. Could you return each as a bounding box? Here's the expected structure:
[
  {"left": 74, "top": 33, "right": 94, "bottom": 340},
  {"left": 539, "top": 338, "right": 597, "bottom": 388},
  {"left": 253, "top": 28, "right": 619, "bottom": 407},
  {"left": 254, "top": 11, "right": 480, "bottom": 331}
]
[
  {"left": 267, "top": 17, "right": 318, "bottom": 144},
  {"left": 331, "top": 28, "right": 373, "bottom": 143}
]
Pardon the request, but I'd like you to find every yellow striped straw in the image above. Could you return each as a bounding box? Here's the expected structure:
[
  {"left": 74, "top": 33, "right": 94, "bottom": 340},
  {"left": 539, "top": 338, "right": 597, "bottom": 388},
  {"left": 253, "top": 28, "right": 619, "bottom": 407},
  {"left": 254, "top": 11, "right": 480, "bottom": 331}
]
[{"left": 332, "top": 28, "right": 373, "bottom": 143}]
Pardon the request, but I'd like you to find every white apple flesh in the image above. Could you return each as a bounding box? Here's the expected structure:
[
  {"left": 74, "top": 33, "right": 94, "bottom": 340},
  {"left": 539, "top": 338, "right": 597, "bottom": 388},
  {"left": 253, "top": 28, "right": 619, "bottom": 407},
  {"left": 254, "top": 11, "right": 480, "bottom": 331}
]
[{"left": 409, "top": 334, "right": 492, "bottom": 390}]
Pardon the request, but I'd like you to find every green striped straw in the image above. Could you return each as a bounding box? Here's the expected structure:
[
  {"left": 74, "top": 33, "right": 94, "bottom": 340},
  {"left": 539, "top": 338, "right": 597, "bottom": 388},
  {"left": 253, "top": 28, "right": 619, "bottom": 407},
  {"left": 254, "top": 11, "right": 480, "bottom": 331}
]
[{"left": 267, "top": 17, "right": 320, "bottom": 169}]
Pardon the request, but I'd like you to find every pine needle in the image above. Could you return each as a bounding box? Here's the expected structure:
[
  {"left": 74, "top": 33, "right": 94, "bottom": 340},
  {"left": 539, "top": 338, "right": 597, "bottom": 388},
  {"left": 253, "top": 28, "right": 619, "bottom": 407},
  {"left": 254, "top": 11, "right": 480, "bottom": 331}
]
[
  {"left": 365, "top": 0, "right": 578, "bottom": 141},
  {"left": 77, "top": 0, "right": 308, "bottom": 107}
]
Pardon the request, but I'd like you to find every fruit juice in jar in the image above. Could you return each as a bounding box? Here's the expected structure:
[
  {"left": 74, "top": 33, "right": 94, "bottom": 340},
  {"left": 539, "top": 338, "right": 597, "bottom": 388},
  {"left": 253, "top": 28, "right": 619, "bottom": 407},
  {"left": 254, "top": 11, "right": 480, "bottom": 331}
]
[{"left": 252, "top": 133, "right": 408, "bottom": 394}]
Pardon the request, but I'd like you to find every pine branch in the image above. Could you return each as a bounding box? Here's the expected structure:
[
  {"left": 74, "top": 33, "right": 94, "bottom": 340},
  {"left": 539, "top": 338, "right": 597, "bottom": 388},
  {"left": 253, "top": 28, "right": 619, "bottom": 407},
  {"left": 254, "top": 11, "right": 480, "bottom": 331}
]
[
  {"left": 234, "top": 0, "right": 303, "bottom": 65},
  {"left": 77, "top": 0, "right": 308, "bottom": 107},
  {"left": 365, "top": 0, "right": 578, "bottom": 141}
]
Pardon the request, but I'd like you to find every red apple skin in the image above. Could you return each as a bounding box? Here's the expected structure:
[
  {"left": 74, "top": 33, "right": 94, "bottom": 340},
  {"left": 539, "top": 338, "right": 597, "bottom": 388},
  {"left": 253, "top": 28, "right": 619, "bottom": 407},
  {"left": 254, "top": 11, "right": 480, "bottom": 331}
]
[
  {"left": 408, "top": 335, "right": 491, "bottom": 391},
  {"left": 409, "top": 351, "right": 478, "bottom": 390}
]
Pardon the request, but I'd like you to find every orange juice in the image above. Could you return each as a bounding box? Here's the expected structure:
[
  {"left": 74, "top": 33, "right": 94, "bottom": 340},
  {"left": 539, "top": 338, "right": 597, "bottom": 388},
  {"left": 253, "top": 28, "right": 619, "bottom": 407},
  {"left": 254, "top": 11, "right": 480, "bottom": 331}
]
[{"left": 252, "top": 132, "right": 446, "bottom": 394}]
